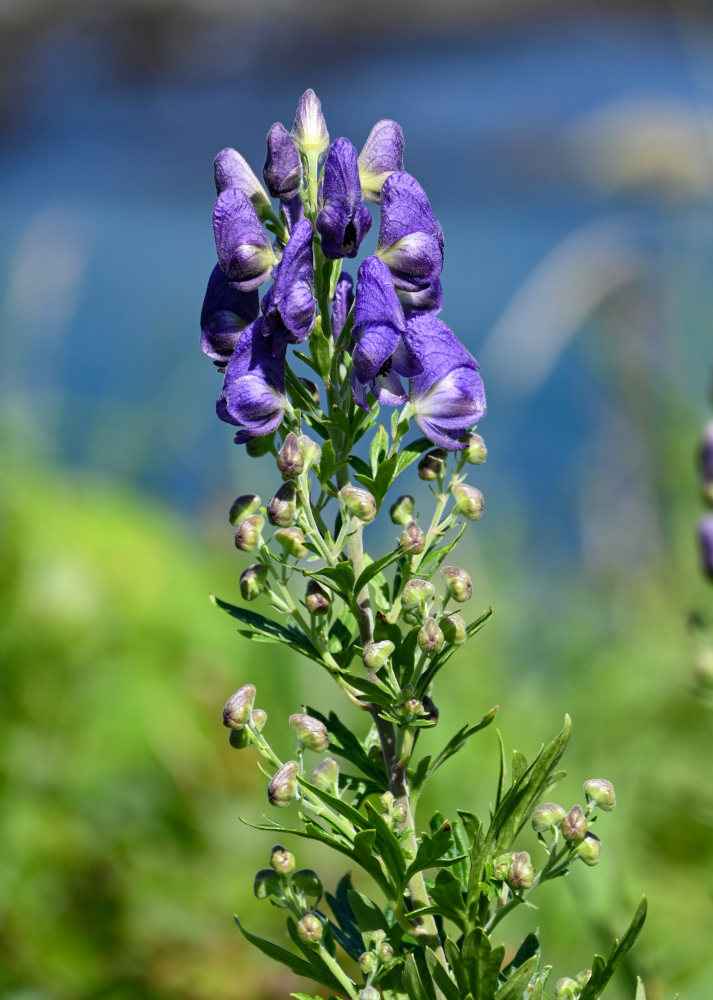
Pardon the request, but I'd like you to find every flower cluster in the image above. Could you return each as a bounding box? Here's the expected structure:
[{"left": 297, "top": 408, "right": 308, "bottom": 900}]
[{"left": 200, "top": 89, "right": 486, "bottom": 451}]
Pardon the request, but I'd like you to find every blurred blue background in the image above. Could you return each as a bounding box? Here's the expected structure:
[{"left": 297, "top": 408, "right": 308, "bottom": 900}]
[{"left": 1, "top": 3, "right": 713, "bottom": 999}]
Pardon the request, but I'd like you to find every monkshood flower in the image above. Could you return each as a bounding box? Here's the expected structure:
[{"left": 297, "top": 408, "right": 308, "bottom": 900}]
[
  {"left": 217, "top": 317, "right": 286, "bottom": 442},
  {"left": 214, "top": 147, "right": 272, "bottom": 219},
  {"left": 331, "top": 273, "right": 354, "bottom": 341},
  {"left": 316, "top": 138, "right": 372, "bottom": 259},
  {"left": 264, "top": 122, "right": 303, "bottom": 201},
  {"left": 213, "top": 189, "right": 277, "bottom": 292},
  {"left": 350, "top": 256, "right": 421, "bottom": 409},
  {"left": 291, "top": 88, "right": 329, "bottom": 157},
  {"left": 281, "top": 195, "right": 304, "bottom": 234},
  {"left": 404, "top": 313, "right": 486, "bottom": 449},
  {"left": 261, "top": 219, "right": 316, "bottom": 346},
  {"left": 397, "top": 279, "right": 442, "bottom": 316},
  {"left": 358, "top": 119, "right": 405, "bottom": 202},
  {"left": 200, "top": 264, "right": 259, "bottom": 368},
  {"left": 377, "top": 171, "right": 444, "bottom": 291}
]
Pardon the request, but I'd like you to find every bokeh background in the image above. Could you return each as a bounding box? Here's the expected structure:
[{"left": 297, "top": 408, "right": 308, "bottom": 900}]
[{"left": 1, "top": 1, "right": 713, "bottom": 998}]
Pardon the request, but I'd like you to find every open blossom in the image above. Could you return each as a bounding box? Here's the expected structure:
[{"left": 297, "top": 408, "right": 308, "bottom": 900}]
[
  {"left": 217, "top": 318, "right": 286, "bottom": 442},
  {"left": 264, "top": 123, "right": 303, "bottom": 200},
  {"left": 358, "top": 119, "right": 404, "bottom": 202},
  {"left": 377, "top": 171, "right": 444, "bottom": 291},
  {"left": 213, "top": 188, "right": 277, "bottom": 292},
  {"left": 331, "top": 272, "right": 354, "bottom": 341},
  {"left": 316, "top": 138, "right": 372, "bottom": 259},
  {"left": 214, "top": 147, "right": 271, "bottom": 217},
  {"left": 200, "top": 264, "right": 259, "bottom": 368},
  {"left": 404, "top": 313, "right": 486, "bottom": 450},
  {"left": 396, "top": 279, "right": 442, "bottom": 316},
  {"left": 261, "top": 219, "right": 316, "bottom": 347}
]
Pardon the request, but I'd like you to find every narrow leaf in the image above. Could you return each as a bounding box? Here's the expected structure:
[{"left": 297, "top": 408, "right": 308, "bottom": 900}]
[
  {"left": 354, "top": 547, "right": 403, "bottom": 596},
  {"left": 212, "top": 594, "right": 322, "bottom": 662},
  {"left": 234, "top": 917, "right": 316, "bottom": 980}
]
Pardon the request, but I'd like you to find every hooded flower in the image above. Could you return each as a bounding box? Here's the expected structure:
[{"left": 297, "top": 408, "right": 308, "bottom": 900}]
[
  {"left": 264, "top": 123, "right": 303, "bottom": 200},
  {"left": 217, "top": 317, "right": 286, "bottom": 443},
  {"left": 280, "top": 195, "right": 305, "bottom": 234},
  {"left": 396, "top": 279, "right": 442, "bottom": 316},
  {"left": 331, "top": 272, "right": 354, "bottom": 341},
  {"left": 377, "top": 172, "right": 444, "bottom": 291},
  {"left": 200, "top": 264, "right": 260, "bottom": 368},
  {"left": 213, "top": 188, "right": 277, "bottom": 292},
  {"left": 350, "top": 256, "right": 421, "bottom": 409},
  {"left": 358, "top": 119, "right": 405, "bottom": 203},
  {"left": 261, "top": 219, "right": 316, "bottom": 346},
  {"left": 316, "top": 138, "right": 372, "bottom": 260},
  {"left": 291, "top": 89, "right": 329, "bottom": 157},
  {"left": 404, "top": 314, "right": 486, "bottom": 450},
  {"left": 214, "top": 147, "right": 271, "bottom": 218}
]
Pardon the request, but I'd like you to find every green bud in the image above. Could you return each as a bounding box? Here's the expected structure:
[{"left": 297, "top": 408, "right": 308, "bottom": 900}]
[
  {"left": 234, "top": 514, "right": 264, "bottom": 552},
  {"left": 229, "top": 493, "right": 261, "bottom": 525},
  {"left": 296, "top": 912, "right": 322, "bottom": 944},
  {"left": 245, "top": 434, "right": 273, "bottom": 458},
  {"left": 401, "top": 578, "right": 435, "bottom": 609},
  {"left": 390, "top": 494, "right": 415, "bottom": 526},
  {"left": 358, "top": 988, "right": 381, "bottom": 1000},
  {"left": 277, "top": 432, "right": 304, "bottom": 479},
  {"left": 239, "top": 563, "right": 268, "bottom": 601},
  {"left": 400, "top": 520, "right": 426, "bottom": 554},
  {"left": 359, "top": 952, "right": 377, "bottom": 975},
  {"left": 267, "top": 482, "right": 297, "bottom": 527},
  {"left": 305, "top": 580, "right": 330, "bottom": 615},
  {"left": 253, "top": 867, "right": 281, "bottom": 900},
  {"left": 371, "top": 929, "right": 387, "bottom": 947},
  {"left": 561, "top": 805, "right": 587, "bottom": 842},
  {"left": 391, "top": 804, "right": 407, "bottom": 824},
  {"left": 554, "top": 978, "right": 579, "bottom": 1000},
  {"left": 575, "top": 832, "right": 601, "bottom": 866},
  {"left": 298, "top": 433, "right": 321, "bottom": 471},
  {"left": 267, "top": 760, "right": 299, "bottom": 807},
  {"left": 311, "top": 756, "right": 339, "bottom": 794},
  {"left": 377, "top": 942, "right": 394, "bottom": 963},
  {"left": 462, "top": 432, "right": 487, "bottom": 465},
  {"left": 363, "top": 640, "right": 395, "bottom": 669},
  {"left": 274, "top": 526, "right": 308, "bottom": 558},
  {"left": 404, "top": 697, "right": 422, "bottom": 717},
  {"left": 251, "top": 708, "right": 267, "bottom": 732},
  {"left": 270, "top": 844, "right": 295, "bottom": 875},
  {"left": 440, "top": 612, "right": 467, "bottom": 645},
  {"left": 340, "top": 485, "right": 377, "bottom": 523},
  {"left": 222, "top": 684, "right": 256, "bottom": 729},
  {"left": 292, "top": 868, "right": 323, "bottom": 904},
  {"left": 507, "top": 851, "right": 534, "bottom": 890},
  {"left": 418, "top": 448, "right": 447, "bottom": 481},
  {"left": 452, "top": 482, "right": 484, "bottom": 520},
  {"left": 576, "top": 969, "right": 592, "bottom": 989},
  {"left": 418, "top": 618, "right": 444, "bottom": 654},
  {"left": 492, "top": 852, "right": 517, "bottom": 881},
  {"left": 289, "top": 713, "right": 329, "bottom": 752},
  {"left": 379, "top": 791, "right": 394, "bottom": 810},
  {"left": 441, "top": 565, "right": 472, "bottom": 602},
  {"left": 228, "top": 727, "right": 250, "bottom": 749},
  {"left": 583, "top": 778, "right": 616, "bottom": 811},
  {"left": 532, "top": 802, "right": 567, "bottom": 833}
]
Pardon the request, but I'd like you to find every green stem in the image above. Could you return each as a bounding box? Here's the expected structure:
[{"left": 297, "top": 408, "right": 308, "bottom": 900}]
[{"left": 317, "top": 942, "right": 359, "bottom": 1000}]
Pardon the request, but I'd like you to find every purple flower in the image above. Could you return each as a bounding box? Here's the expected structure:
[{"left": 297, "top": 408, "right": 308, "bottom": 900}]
[
  {"left": 350, "top": 256, "right": 421, "bottom": 409},
  {"left": 699, "top": 514, "right": 713, "bottom": 581},
  {"left": 281, "top": 195, "right": 305, "bottom": 234},
  {"left": 214, "top": 147, "right": 271, "bottom": 217},
  {"left": 291, "top": 89, "right": 329, "bottom": 157},
  {"left": 404, "top": 314, "right": 486, "bottom": 450},
  {"left": 264, "top": 123, "right": 303, "bottom": 200},
  {"left": 377, "top": 172, "right": 444, "bottom": 291},
  {"left": 200, "top": 264, "right": 260, "bottom": 368},
  {"left": 332, "top": 273, "right": 354, "bottom": 341},
  {"left": 213, "top": 188, "right": 277, "bottom": 292},
  {"left": 261, "top": 219, "right": 316, "bottom": 346},
  {"left": 358, "top": 119, "right": 405, "bottom": 203},
  {"left": 316, "top": 138, "right": 372, "bottom": 260},
  {"left": 397, "top": 280, "right": 442, "bottom": 316},
  {"left": 217, "top": 317, "right": 286, "bottom": 443}
]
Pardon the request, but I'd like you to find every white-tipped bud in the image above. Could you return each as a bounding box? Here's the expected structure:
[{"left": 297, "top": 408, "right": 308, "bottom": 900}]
[
  {"left": 298, "top": 433, "right": 321, "bottom": 471},
  {"left": 340, "top": 485, "right": 377, "bottom": 522},
  {"left": 291, "top": 89, "right": 329, "bottom": 157},
  {"left": 289, "top": 713, "right": 329, "bottom": 752},
  {"left": 554, "top": 978, "right": 579, "bottom": 1000},
  {"left": 305, "top": 580, "right": 330, "bottom": 615},
  {"left": 401, "top": 578, "right": 435, "bottom": 609},
  {"left": 452, "top": 483, "right": 484, "bottom": 520},
  {"left": 268, "top": 761, "right": 299, "bottom": 807},
  {"left": 270, "top": 844, "right": 296, "bottom": 874},
  {"left": 222, "top": 684, "right": 256, "bottom": 729}
]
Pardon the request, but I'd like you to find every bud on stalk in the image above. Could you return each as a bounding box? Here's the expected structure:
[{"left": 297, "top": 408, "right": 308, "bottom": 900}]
[
  {"left": 274, "top": 526, "right": 308, "bottom": 558},
  {"left": 358, "top": 988, "right": 381, "bottom": 1000},
  {"left": 554, "top": 978, "right": 579, "bottom": 1000},
  {"left": 277, "top": 432, "right": 304, "bottom": 479},
  {"left": 575, "top": 832, "right": 601, "bottom": 866},
  {"left": 452, "top": 483, "right": 484, "bottom": 520},
  {"left": 267, "top": 482, "right": 297, "bottom": 526},
  {"left": 440, "top": 612, "right": 467, "bottom": 645},
  {"left": 240, "top": 563, "right": 268, "bottom": 601},
  {"left": 390, "top": 494, "right": 415, "bottom": 525},
  {"left": 401, "top": 578, "right": 435, "bottom": 609},
  {"left": 305, "top": 580, "right": 330, "bottom": 615},
  {"left": 507, "top": 851, "right": 534, "bottom": 890},
  {"left": 235, "top": 514, "right": 264, "bottom": 552},
  {"left": 561, "top": 804, "right": 587, "bottom": 842},
  {"left": 229, "top": 493, "right": 261, "bottom": 525},
  {"left": 400, "top": 520, "right": 426, "bottom": 553},
  {"left": 270, "top": 844, "right": 295, "bottom": 874},
  {"left": 363, "top": 640, "right": 395, "bottom": 669},
  {"left": 298, "top": 433, "right": 321, "bottom": 471},
  {"left": 296, "top": 913, "right": 322, "bottom": 944},
  {"left": 418, "top": 449, "right": 447, "bottom": 481},
  {"left": 340, "top": 485, "right": 377, "bottom": 522},
  {"left": 311, "top": 756, "right": 339, "bottom": 794},
  {"left": 268, "top": 760, "right": 299, "bottom": 807},
  {"left": 583, "top": 778, "right": 616, "bottom": 811},
  {"left": 532, "top": 801, "right": 566, "bottom": 833},
  {"left": 418, "top": 617, "right": 444, "bottom": 654},
  {"left": 222, "top": 684, "right": 256, "bottom": 729},
  {"left": 289, "top": 713, "right": 329, "bottom": 751},
  {"left": 441, "top": 565, "right": 472, "bottom": 602},
  {"left": 462, "top": 431, "right": 487, "bottom": 465}
]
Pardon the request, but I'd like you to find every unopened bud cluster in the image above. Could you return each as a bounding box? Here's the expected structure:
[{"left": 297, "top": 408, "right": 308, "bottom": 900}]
[{"left": 254, "top": 844, "right": 324, "bottom": 944}]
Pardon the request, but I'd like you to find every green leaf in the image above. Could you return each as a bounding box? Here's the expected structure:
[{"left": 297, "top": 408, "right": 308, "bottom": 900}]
[
  {"left": 354, "top": 547, "right": 404, "bottom": 597},
  {"left": 211, "top": 595, "right": 322, "bottom": 663},
  {"left": 501, "top": 932, "right": 540, "bottom": 975},
  {"left": 298, "top": 775, "right": 370, "bottom": 832},
  {"left": 325, "top": 874, "right": 363, "bottom": 960},
  {"left": 579, "top": 898, "right": 648, "bottom": 1000},
  {"left": 511, "top": 749, "right": 528, "bottom": 784},
  {"left": 337, "top": 671, "right": 396, "bottom": 707},
  {"left": 425, "top": 949, "right": 461, "bottom": 1000},
  {"left": 306, "top": 707, "right": 387, "bottom": 784},
  {"left": 317, "top": 440, "right": 337, "bottom": 482},
  {"left": 427, "top": 867, "right": 467, "bottom": 929},
  {"left": 496, "top": 955, "right": 538, "bottom": 1000},
  {"left": 444, "top": 937, "right": 467, "bottom": 995},
  {"left": 373, "top": 454, "right": 399, "bottom": 505},
  {"left": 426, "top": 708, "right": 499, "bottom": 779},
  {"left": 634, "top": 976, "right": 647, "bottom": 1000},
  {"left": 461, "top": 928, "right": 505, "bottom": 1000},
  {"left": 234, "top": 916, "right": 317, "bottom": 981},
  {"left": 364, "top": 801, "right": 407, "bottom": 882},
  {"left": 395, "top": 436, "right": 432, "bottom": 477},
  {"left": 310, "top": 324, "right": 332, "bottom": 379},
  {"left": 290, "top": 993, "right": 324, "bottom": 1000},
  {"left": 303, "top": 562, "right": 356, "bottom": 601},
  {"left": 349, "top": 454, "right": 372, "bottom": 478},
  {"left": 403, "top": 953, "right": 431, "bottom": 1000},
  {"left": 327, "top": 609, "right": 358, "bottom": 656},
  {"left": 346, "top": 890, "right": 389, "bottom": 950},
  {"left": 351, "top": 829, "right": 395, "bottom": 895},
  {"left": 403, "top": 820, "right": 456, "bottom": 883},
  {"left": 370, "top": 424, "right": 390, "bottom": 476}
]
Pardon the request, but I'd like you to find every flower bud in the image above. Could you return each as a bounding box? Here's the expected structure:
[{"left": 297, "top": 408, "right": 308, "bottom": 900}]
[
  {"left": 363, "top": 640, "right": 395, "bottom": 669},
  {"left": 371, "top": 929, "right": 387, "bottom": 947},
  {"left": 305, "top": 580, "right": 330, "bottom": 615},
  {"left": 378, "top": 942, "right": 394, "bottom": 963},
  {"left": 268, "top": 760, "right": 299, "bottom": 807},
  {"left": 575, "top": 832, "right": 601, "bottom": 866},
  {"left": 390, "top": 494, "right": 415, "bottom": 526},
  {"left": 298, "top": 434, "right": 322, "bottom": 471},
  {"left": 274, "top": 527, "right": 308, "bottom": 558},
  {"left": 311, "top": 756, "right": 339, "bottom": 794},
  {"left": 401, "top": 578, "right": 435, "bottom": 609},
  {"left": 359, "top": 951, "right": 377, "bottom": 974},
  {"left": 400, "top": 521, "right": 426, "bottom": 554},
  {"left": 222, "top": 684, "right": 256, "bottom": 729},
  {"left": 532, "top": 802, "right": 566, "bottom": 833},
  {"left": 583, "top": 778, "right": 616, "bottom": 811},
  {"left": 380, "top": 790, "right": 394, "bottom": 810},
  {"left": 277, "top": 432, "right": 304, "bottom": 479},
  {"left": 300, "top": 378, "right": 320, "bottom": 405},
  {"left": 340, "top": 485, "right": 377, "bottom": 523},
  {"left": 251, "top": 708, "right": 267, "bottom": 732},
  {"left": 452, "top": 483, "right": 484, "bottom": 520},
  {"left": 264, "top": 122, "right": 302, "bottom": 200},
  {"left": 229, "top": 493, "right": 261, "bottom": 525},
  {"left": 492, "top": 852, "right": 517, "bottom": 881},
  {"left": 441, "top": 565, "right": 472, "bottom": 602},
  {"left": 507, "top": 851, "right": 534, "bottom": 890},
  {"left": 418, "top": 449, "right": 447, "bottom": 481},
  {"left": 228, "top": 727, "right": 250, "bottom": 749},
  {"left": 292, "top": 868, "right": 323, "bottom": 904},
  {"left": 462, "top": 432, "right": 488, "bottom": 465},
  {"left": 554, "top": 978, "right": 579, "bottom": 1000},
  {"left": 234, "top": 514, "right": 264, "bottom": 552},
  {"left": 245, "top": 434, "right": 273, "bottom": 458},
  {"left": 240, "top": 563, "right": 268, "bottom": 601},
  {"left": 404, "top": 697, "right": 422, "bottom": 717},
  {"left": 289, "top": 713, "right": 329, "bottom": 752},
  {"left": 253, "top": 867, "right": 282, "bottom": 900},
  {"left": 358, "top": 988, "right": 381, "bottom": 1000},
  {"left": 267, "top": 482, "right": 296, "bottom": 527},
  {"left": 391, "top": 804, "right": 407, "bottom": 824},
  {"left": 439, "top": 612, "right": 467, "bottom": 645},
  {"left": 291, "top": 89, "right": 329, "bottom": 157},
  {"left": 296, "top": 912, "right": 323, "bottom": 944},
  {"left": 576, "top": 969, "right": 592, "bottom": 989},
  {"left": 418, "top": 618, "right": 444, "bottom": 654},
  {"left": 270, "top": 844, "right": 295, "bottom": 875},
  {"left": 561, "top": 805, "right": 587, "bottom": 842},
  {"left": 699, "top": 514, "right": 713, "bottom": 580}
]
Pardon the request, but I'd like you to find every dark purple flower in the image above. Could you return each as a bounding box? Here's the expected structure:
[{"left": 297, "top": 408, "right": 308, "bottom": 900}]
[
  {"left": 397, "top": 280, "right": 442, "bottom": 316},
  {"left": 200, "top": 264, "right": 260, "bottom": 368},
  {"left": 404, "top": 314, "right": 486, "bottom": 450},
  {"left": 218, "top": 317, "right": 286, "bottom": 443},
  {"left": 699, "top": 514, "right": 713, "bottom": 581},
  {"left": 281, "top": 195, "right": 305, "bottom": 234},
  {"left": 213, "top": 188, "right": 277, "bottom": 292},
  {"left": 316, "top": 139, "right": 372, "bottom": 260},
  {"left": 264, "top": 123, "right": 303, "bottom": 200},
  {"left": 350, "top": 256, "right": 421, "bottom": 409},
  {"left": 291, "top": 89, "right": 329, "bottom": 157},
  {"left": 358, "top": 119, "right": 405, "bottom": 203},
  {"left": 331, "top": 273, "right": 354, "bottom": 341},
  {"left": 377, "top": 172, "right": 444, "bottom": 292},
  {"left": 214, "top": 147, "right": 271, "bottom": 217},
  {"left": 261, "top": 219, "right": 316, "bottom": 346}
]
